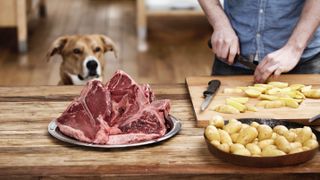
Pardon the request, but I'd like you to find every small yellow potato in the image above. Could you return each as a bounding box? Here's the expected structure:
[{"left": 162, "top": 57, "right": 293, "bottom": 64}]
[
  {"left": 273, "top": 125, "right": 289, "bottom": 136},
  {"left": 223, "top": 119, "right": 242, "bottom": 134},
  {"left": 244, "top": 88, "right": 261, "bottom": 98},
  {"left": 266, "top": 88, "right": 282, "bottom": 95},
  {"left": 268, "top": 81, "right": 289, "bottom": 88},
  {"left": 236, "top": 126, "right": 258, "bottom": 145},
  {"left": 279, "top": 97, "right": 299, "bottom": 108},
  {"left": 296, "top": 126, "right": 313, "bottom": 143},
  {"left": 290, "top": 142, "right": 302, "bottom": 150},
  {"left": 218, "top": 129, "right": 233, "bottom": 145},
  {"left": 303, "top": 139, "right": 319, "bottom": 149},
  {"left": 214, "top": 105, "right": 240, "bottom": 114},
  {"left": 294, "top": 91, "right": 305, "bottom": 99},
  {"left": 262, "top": 144, "right": 277, "bottom": 151},
  {"left": 301, "top": 85, "right": 312, "bottom": 93},
  {"left": 217, "top": 143, "right": 230, "bottom": 153},
  {"left": 302, "top": 146, "right": 311, "bottom": 151},
  {"left": 228, "top": 97, "right": 249, "bottom": 104},
  {"left": 230, "top": 143, "right": 246, "bottom": 153},
  {"left": 259, "top": 94, "right": 279, "bottom": 101},
  {"left": 271, "top": 132, "right": 278, "bottom": 140},
  {"left": 261, "top": 148, "right": 286, "bottom": 157},
  {"left": 284, "top": 131, "right": 297, "bottom": 142},
  {"left": 275, "top": 136, "right": 291, "bottom": 153},
  {"left": 233, "top": 148, "right": 251, "bottom": 156},
  {"left": 289, "top": 84, "right": 305, "bottom": 91},
  {"left": 289, "top": 147, "right": 303, "bottom": 154},
  {"left": 205, "top": 125, "right": 220, "bottom": 142},
  {"left": 246, "top": 105, "right": 258, "bottom": 112},
  {"left": 254, "top": 83, "right": 273, "bottom": 90},
  {"left": 256, "top": 100, "right": 270, "bottom": 107},
  {"left": 231, "top": 133, "right": 239, "bottom": 143},
  {"left": 246, "top": 143, "right": 261, "bottom": 155},
  {"left": 210, "top": 140, "right": 220, "bottom": 147},
  {"left": 295, "top": 99, "right": 303, "bottom": 104},
  {"left": 247, "top": 86, "right": 267, "bottom": 93},
  {"left": 312, "top": 134, "right": 317, "bottom": 140},
  {"left": 250, "top": 122, "right": 260, "bottom": 128},
  {"left": 209, "top": 115, "right": 225, "bottom": 128},
  {"left": 223, "top": 88, "right": 243, "bottom": 94},
  {"left": 257, "top": 125, "right": 273, "bottom": 141},
  {"left": 239, "top": 124, "right": 250, "bottom": 134},
  {"left": 258, "top": 139, "right": 274, "bottom": 149},
  {"left": 252, "top": 138, "right": 259, "bottom": 144},
  {"left": 226, "top": 98, "right": 247, "bottom": 112},
  {"left": 264, "top": 100, "right": 284, "bottom": 109},
  {"left": 252, "top": 154, "right": 261, "bottom": 157},
  {"left": 303, "top": 89, "right": 320, "bottom": 99}
]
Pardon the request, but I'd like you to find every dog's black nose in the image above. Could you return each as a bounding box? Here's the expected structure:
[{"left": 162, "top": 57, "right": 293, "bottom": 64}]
[{"left": 86, "top": 60, "right": 98, "bottom": 71}]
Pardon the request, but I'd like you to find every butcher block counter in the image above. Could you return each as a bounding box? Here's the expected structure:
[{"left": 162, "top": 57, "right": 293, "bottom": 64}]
[{"left": 0, "top": 84, "right": 319, "bottom": 179}]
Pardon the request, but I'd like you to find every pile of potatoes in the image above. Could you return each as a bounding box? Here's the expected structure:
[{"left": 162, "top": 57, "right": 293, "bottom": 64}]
[
  {"left": 205, "top": 115, "right": 319, "bottom": 157},
  {"left": 213, "top": 81, "right": 320, "bottom": 114}
]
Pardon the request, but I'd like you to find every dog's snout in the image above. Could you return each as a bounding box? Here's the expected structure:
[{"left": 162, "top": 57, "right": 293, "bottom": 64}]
[{"left": 86, "top": 60, "right": 98, "bottom": 70}]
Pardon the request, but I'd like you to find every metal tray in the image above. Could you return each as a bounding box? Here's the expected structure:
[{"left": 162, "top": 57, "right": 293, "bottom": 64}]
[
  {"left": 205, "top": 119, "right": 320, "bottom": 167},
  {"left": 48, "top": 115, "right": 181, "bottom": 148}
]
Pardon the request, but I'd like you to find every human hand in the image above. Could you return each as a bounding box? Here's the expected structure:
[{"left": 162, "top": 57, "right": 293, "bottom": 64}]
[
  {"left": 211, "top": 25, "right": 240, "bottom": 64},
  {"left": 254, "top": 45, "right": 303, "bottom": 83}
]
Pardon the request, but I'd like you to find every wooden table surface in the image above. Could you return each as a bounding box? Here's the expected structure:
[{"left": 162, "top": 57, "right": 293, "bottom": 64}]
[{"left": 0, "top": 85, "right": 319, "bottom": 179}]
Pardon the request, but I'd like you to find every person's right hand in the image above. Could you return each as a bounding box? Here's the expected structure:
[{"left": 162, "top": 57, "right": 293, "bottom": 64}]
[{"left": 211, "top": 25, "right": 240, "bottom": 64}]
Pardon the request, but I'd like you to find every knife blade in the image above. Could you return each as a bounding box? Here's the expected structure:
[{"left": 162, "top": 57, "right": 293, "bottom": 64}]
[
  {"left": 200, "top": 80, "right": 221, "bottom": 111},
  {"left": 207, "top": 39, "right": 257, "bottom": 70}
]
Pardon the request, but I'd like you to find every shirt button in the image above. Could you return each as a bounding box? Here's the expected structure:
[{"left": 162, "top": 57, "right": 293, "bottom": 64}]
[
  {"left": 256, "top": 33, "right": 261, "bottom": 37},
  {"left": 259, "top": 9, "right": 264, "bottom": 13}
]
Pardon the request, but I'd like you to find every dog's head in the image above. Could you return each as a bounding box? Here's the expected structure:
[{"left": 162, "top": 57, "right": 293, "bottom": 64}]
[{"left": 47, "top": 34, "right": 118, "bottom": 85}]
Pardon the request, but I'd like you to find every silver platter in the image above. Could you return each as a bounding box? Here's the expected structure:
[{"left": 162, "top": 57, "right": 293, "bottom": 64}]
[{"left": 48, "top": 115, "right": 181, "bottom": 148}]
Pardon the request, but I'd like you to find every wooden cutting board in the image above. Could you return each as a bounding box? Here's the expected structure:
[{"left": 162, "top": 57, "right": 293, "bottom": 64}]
[{"left": 186, "top": 74, "right": 320, "bottom": 127}]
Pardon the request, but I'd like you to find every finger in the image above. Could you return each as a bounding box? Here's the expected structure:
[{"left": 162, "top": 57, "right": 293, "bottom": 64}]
[
  {"left": 274, "top": 68, "right": 283, "bottom": 78},
  {"left": 259, "top": 64, "right": 278, "bottom": 83},
  {"left": 219, "top": 40, "right": 229, "bottom": 60},
  {"left": 227, "top": 42, "right": 238, "bottom": 64}
]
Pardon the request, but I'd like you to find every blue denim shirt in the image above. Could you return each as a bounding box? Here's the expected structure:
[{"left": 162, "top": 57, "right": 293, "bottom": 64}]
[{"left": 224, "top": 0, "right": 320, "bottom": 68}]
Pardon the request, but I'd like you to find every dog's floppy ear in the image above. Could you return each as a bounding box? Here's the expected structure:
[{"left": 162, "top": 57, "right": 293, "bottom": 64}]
[
  {"left": 99, "top": 35, "right": 119, "bottom": 59},
  {"left": 46, "top": 36, "right": 69, "bottom": 61}
]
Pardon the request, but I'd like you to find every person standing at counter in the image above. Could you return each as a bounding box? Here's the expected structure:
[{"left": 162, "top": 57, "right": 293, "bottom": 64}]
[{"left": 198, "top": 0, "right": 320, "bottom": 83}]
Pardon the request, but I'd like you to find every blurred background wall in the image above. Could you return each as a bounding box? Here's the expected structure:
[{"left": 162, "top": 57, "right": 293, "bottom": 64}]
[{"left": 0, "top": 0, "right": 213, "bottom": 85}]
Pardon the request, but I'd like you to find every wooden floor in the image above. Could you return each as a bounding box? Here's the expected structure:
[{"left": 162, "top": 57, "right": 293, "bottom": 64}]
[{"left": 0, "top": 0, "right": 212, "bottom": 86}]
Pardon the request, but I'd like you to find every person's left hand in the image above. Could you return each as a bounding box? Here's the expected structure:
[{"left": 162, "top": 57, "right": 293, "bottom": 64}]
[{"left": 254, "top": 45, "right": 303, "bottom": 83}]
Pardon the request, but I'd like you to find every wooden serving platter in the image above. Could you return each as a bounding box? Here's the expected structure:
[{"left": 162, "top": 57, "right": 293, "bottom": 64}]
[{"left": 186, "top": 75, "right": 320, "bottom": 127}]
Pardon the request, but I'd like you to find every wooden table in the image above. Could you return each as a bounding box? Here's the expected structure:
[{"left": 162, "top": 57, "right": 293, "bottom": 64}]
[{"left": 0, "top": 85, "right": 319, "bottom": 179}]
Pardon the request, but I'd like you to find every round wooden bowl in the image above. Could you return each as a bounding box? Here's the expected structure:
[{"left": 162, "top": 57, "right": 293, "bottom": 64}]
[{"left": 204, "top": 119, "right": 320, "bottom": 167}]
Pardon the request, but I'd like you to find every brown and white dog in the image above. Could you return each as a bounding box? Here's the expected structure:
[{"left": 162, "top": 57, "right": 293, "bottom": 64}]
[{"left": 47, "top": 34, "right": 118, "bottom": 85}]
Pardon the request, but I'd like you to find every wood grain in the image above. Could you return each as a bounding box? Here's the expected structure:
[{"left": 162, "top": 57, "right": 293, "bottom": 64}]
[
  {"left": 0, "top": 85, "right": 319, "bottom": 179},
  {"left": 186, "top": 75, "right": 320, "bottom": 127}
]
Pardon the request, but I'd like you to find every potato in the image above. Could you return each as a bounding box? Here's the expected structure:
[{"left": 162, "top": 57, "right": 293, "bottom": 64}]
[
  {"left": 223, "top": 119, "right": 242, "bottom": 134},
  {"left": 268, "top": 81, "right": 288, "bottom": 88},
  {"left": 312, "top": 133, "right": 317, "bottom": 140},
  {"left": 246, "top": 105, "right": 258, "bottom": 112},
  {"left": 275, "top": 136, "right": 291, "bottom": 153},
  {"left": 289, "top": 147, "right": 303, "bottom": 154},
  {"left": 262, "top": 148, "right": 286, "bottom": 157},
  {"left": 257, "top": 125, "right": 273, "bottom": 141},
  {"left": 301, "top": 85, "right": 312, "bottom": 93},
  {"left": 271, "top": 132, "right": 278, "bottom": 140},
  {"left": 231, "top": 133, "right": 239, "bottom": 143},
  {"left": 217, "top": 143, "right": 230, "bottom": 153},
  {"left": 284, "top": 131, "right": 297, "bottom": 142},
  {"left": 209, "top": 115, "right": 224, "bottom": 128},
  {"left": 226, "top": 98, "right": 247, "bottom": 112},
  {"left": 303, "top": 139, "right": 319, "bottom": 149},
  {"left": 262, "top": 144, "right": 277, "bottom": 151},
  {"left": 293, "top": 91, "right": 305, "bottom": 99},
  {"left": 218, "top": 129, "right": 233, "bottom": 145},
  {"left": 214, "top": 105, "right": 240, "bottom": 114},
  {"left": 210, "top": 140, "right": 220, "bottom": 147},
  {"left": 290, "top": 142, "right": 302, "bottom": 150},
  {"left": 279, "top": 97, "right": 299, "bottom": 108},
  {"left": 296, "top": 126, "right": 313, "bottom": 143},
  {"left": 302, "top": 146, "right": 311, "bottom": 151},
  {"left": 259, "top": 94, "right": 279, "bottom": 101},
  {"left": 233, "top": 148, "right": 251, "bottom": 156},
  {"left": 230, "top": 143, "right": 246, "bottom": 153},
  {"left": 228, "top": 97, "right": 249, "bottom": 104},
  {"left": 273, "top": 125, "right": 288, "bottom": 136},
  {"left": 245, "top": 88, "right": 261, "bottom": 98},
  {"left": 239, "top": 124, "right": 250, "bottom": 134},
  {"left": 236, "top": 126, "right": 258, "bottom": 145},
  {"left": 256, "top": 100, "right": 270, "bottom": 107},
  {"left": 223, "top": 88, "right": 243, "bottom": 94},
  {"left": 303, "top": 89, "right": 320, "bottom": 99},
  {"left": 254, "top": 83, "right": 273, "bottom": 90},
  {"left": 266, "top": 88, "right": 282, "bottom": 95},
  {"left": 250, "top": 122, "right": 260, "bottom": 128},
  {"left": 264, "top": 100, "right": 284, "bottom": 109},
  {"left": 289, "top": 84, "right": 305, "bottom": 91},
  {"left": 247, "top": 86, "right": 267, "bottom": 93},
  {"left": 205, "top": 125, "right": 220, "bottom": 142},
  {"left": 246, "top": 143, "right": 261, "bottom": 155},
  {"left": 258, "top": 139, "right": 274, "bottom": 149}
]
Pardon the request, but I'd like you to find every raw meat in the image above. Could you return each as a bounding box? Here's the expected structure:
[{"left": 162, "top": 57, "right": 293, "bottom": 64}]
[{"left": 56, "top": 70, "right": 171, "bottom": 144}]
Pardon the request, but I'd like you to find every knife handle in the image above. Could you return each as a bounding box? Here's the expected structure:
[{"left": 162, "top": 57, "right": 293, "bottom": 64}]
[{"left": 203, "top": 80, "right": 221, "bottom": 97}]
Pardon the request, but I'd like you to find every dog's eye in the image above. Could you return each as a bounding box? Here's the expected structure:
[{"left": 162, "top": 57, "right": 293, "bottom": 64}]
[
  {"left": 94, "top": 47, "right": 101, "bottom": 53},
  {"left": 73, "top": 48, "right": 82, "bottom": 54}
]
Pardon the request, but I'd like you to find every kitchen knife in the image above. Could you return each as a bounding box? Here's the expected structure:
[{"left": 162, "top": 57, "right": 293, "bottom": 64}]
[
  {"left": 200, "top": 80, "right": 221, "bottom": 111},
  {"left": 207, "top": 39, "right": 257, "bottom": 70}
]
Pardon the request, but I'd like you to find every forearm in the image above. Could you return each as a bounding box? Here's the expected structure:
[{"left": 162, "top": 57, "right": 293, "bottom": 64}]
[
  {"left": 198, "top": 0, "right": 231, "bottom": 29},
  {"left": 286, "top": 0, "right": 320, "bottom": 53}
]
